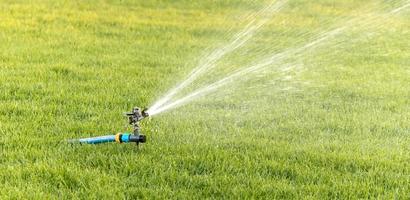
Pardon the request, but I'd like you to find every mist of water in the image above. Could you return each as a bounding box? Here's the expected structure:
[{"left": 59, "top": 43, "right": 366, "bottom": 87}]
[{"left": 148, "top": 1, "right": 410, "bottom": 116}]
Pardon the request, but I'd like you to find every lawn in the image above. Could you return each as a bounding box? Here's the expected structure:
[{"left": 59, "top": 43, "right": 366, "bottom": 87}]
[{"left": 0, "top": 0, "right": 409, "bottom": 199}]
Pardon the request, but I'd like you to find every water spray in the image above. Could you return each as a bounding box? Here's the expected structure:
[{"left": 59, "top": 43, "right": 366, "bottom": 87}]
[
  {"left": 149, "top": 1, "right": 410, "bottom": 116},
  {"left": 69, "top": 107, "right": 149, "bottom": 146}
]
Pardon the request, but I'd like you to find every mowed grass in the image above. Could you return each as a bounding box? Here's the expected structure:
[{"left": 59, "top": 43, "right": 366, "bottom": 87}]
[{"left": 0, "top": 0, "right": 409, "bottom": 199}]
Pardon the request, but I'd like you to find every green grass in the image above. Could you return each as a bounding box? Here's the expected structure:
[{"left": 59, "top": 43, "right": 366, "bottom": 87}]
[{"left": 0, "top": 0, "right": 409, "bottom": 199}]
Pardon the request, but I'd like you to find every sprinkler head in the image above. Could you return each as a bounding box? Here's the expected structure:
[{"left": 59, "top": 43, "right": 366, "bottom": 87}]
[
  {"left": 126, "top": 107, "right": 148, "bottom": 124},
  {"left": 125, "top": 107, "right": 148, "bottom": 146}
]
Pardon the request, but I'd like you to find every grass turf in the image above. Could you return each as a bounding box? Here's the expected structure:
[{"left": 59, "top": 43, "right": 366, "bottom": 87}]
[{"left": 0, "top": 0, "right": 409, "bottom": 199}]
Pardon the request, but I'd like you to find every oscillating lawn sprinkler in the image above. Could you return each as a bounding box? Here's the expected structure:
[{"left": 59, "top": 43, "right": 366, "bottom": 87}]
[{"left": 70, "top": 107, "right": 149, "bottom": 146}]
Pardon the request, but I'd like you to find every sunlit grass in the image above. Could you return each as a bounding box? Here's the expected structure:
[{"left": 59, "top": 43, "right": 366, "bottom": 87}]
[{"left": 0, "top": 0, "right": 409, "bottom": 199}]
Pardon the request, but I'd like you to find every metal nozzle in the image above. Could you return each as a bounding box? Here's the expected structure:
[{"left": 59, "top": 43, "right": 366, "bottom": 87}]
[{"left": 142, "top": 108, "right": 149, "bottom": 118}]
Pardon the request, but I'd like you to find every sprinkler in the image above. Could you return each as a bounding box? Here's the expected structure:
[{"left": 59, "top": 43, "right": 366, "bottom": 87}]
[{"left": 70, "top": 107, "right": 149, "bottom": 146}]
